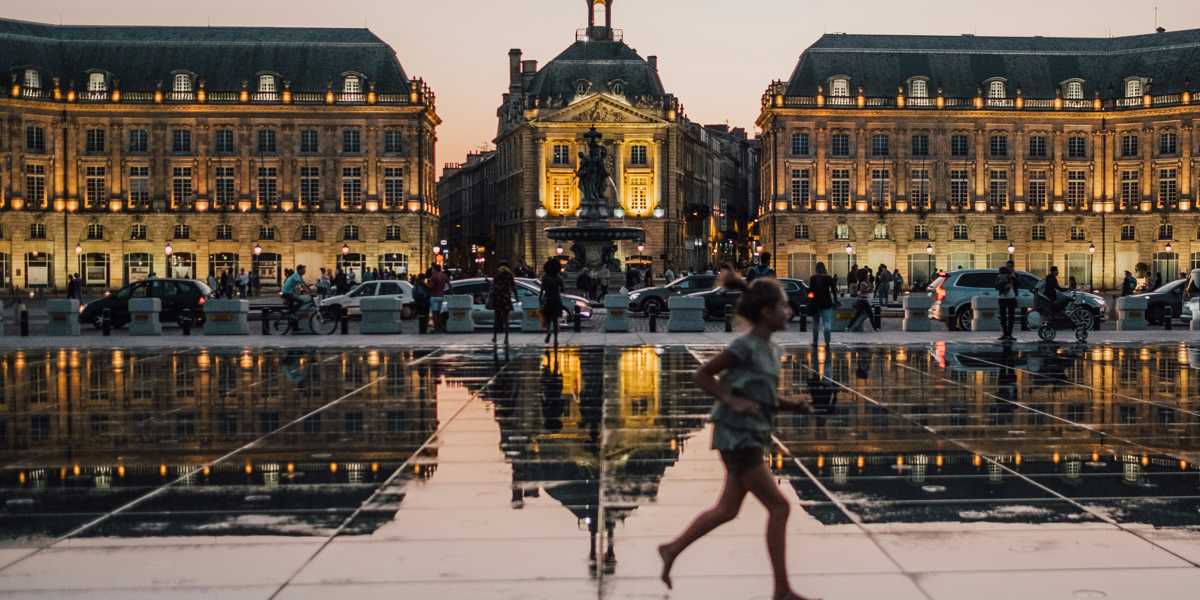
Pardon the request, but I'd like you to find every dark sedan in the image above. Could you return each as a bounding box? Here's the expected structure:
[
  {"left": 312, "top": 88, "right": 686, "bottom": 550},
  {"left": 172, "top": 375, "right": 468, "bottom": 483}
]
[
  {"left": 79, "top": 278, "right": 212, "bottom": 328},
  {"left": 1127, "top": 279, "right": 1187, "bottom": 325},
  {"left": 627, "top": 275, "right": 716, "bottom": 314},
  {"left": 688, "top": 278, "right": 809, "bottom": 321}
]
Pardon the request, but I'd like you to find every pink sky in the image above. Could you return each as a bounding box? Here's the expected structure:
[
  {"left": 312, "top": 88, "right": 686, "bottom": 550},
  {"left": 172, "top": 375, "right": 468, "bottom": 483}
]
[{"left": 9, "top": 0, "right": 1200, "bottom": 176}]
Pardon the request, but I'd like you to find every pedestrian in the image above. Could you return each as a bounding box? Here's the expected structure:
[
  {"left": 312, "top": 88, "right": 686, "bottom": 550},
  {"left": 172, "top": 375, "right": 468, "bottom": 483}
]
[
  {"left": 220, "top": 270, "right": 232, "bottom": 299},
  {"left": 1186, "top": 267, "right": 1200, "bottom": 299},
  {"left": 577, "top": 269, "right": 592, "bottom": 300},
  {"left": 808, "top": 262, "right": 836, "bottom": 348},
  {"left": 236, "top": 269, "right": 249, "bottom": 298},
  {"left": 658, "top": 277, "right": 813, "bottom": 600},
  {"left": 428, "top": 264, "right": 448, "bottom": 332},
  {"left": 847, "top": 263, "right": 859, "bottom": 290},
  {"left": 995, "top": 262, "right": 1018, "bottom": 342},
  {"left": 413, "top": 274, "right": 430, "bottom": 331},
  {"left": 1121, "top": 271, "right": 1137, "bottom": 297},
  {"left": 748, "top": 252, "right": 775, "bottom": 281},
  {"left": 664, "top": 263, "right": 677, "bottom": 283},
  {"left": 334, "top": 268, "right": 349, "bottom": 295},
  {"left": 1152, "top": 272, "right": 1163, "bottom": 291},
  {"left": 643, "top": 268, "right": 654, "bottom": 289},
  {"left": 490, "top": 262, "right": 516, "bottom": 346},
  {"left": 207, "top": 273, "right": 218, "bottom": 295},
  {"left": 874, "top": 264, "right": 891, "bottom": 305},
  {"left": 848, "top": 275, "right": 877, "bottom": 332},
  {"left": 625, "top": 267, "right": 639, "bottom": 292},
  {"left": 249, "top": 269, "right": 261, "bottom": 297},
  {"left": 891, "top": 268, "right": 903, "bottom": 302},
  {"left": 317, "top": 269, "right": 331, "bottom": 299},
  {"left": 540, "top": 258, "right": 565, "bottom": 346}
]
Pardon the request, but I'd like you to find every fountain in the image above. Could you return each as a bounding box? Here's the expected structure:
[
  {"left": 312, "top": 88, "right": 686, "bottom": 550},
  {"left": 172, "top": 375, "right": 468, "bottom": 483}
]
[{"left": 545, "top": 127, "right": 644, "bottom": 271}]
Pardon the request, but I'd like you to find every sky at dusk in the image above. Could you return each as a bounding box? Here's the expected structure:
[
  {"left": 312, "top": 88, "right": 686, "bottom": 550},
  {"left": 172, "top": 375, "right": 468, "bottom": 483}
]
[{"left": 7, "top": 0, "right": 1200, "bottom": 176}]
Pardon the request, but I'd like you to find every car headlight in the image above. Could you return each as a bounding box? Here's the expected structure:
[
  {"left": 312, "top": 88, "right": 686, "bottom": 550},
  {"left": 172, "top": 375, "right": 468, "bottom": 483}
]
[{"left": 629, "top": 292, "right": 641, "bottom": 301}]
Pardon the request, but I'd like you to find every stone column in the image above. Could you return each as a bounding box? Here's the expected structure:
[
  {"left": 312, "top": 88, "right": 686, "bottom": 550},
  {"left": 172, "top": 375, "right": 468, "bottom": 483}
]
[{"left": 1181, "top": 124, "right": 1193, "bottom": 205}]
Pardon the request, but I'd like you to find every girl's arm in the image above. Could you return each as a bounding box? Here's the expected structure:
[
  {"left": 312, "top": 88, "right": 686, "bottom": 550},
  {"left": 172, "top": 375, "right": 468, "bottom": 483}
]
[{"left": 694, "top": 350, "right": 759, "bottom": 415}]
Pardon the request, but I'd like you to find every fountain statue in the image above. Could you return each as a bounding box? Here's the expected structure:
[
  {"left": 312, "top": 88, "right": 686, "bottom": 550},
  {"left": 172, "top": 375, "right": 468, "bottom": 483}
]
[{"left": 546, "top": 127, "right": 644, "bottom": 271}]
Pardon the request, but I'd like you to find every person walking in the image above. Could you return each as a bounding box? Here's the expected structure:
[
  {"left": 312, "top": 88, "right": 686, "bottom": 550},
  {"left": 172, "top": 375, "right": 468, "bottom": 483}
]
[
  {"left": 334, "top": 268, "right": 349, "bottom": 295},
  {"left": 748, "top": 252, "right": 775, "bottom": 281},
  {"left": 808, "top": 262, "right": 836, "bottom": 348},
  {"left": 412, "top": 274, "right": 431, "bottom": 333},
  {"left": 995, "top": 263, "right": 1018, "bottom": 342},
  {"left": 658, "top": 278, "right": 814, "bottom": 600},
  {"left": 316, "top": 269, "right": 331, "bottom": 299},
  {"left": 249, "top": 269, "right": 261, "bottom": 298},
  {"left": 490, "top": 262, "right": 516, "bottom": 346},
  {"left": 236, "top": 269, "right": 249, "bottom": 298},
  {"left": 1152, "top": 272, "right": 1163, "bottom": 291},
  {"left": 891, "top": 267, "right": 904, "bottom": 302},
  {"left": 663, "top": 263, "right": 677, "bottom": 283},
  {"left": 643, "top": 268, "right": 654, "bottom": 290},
  {"left": 1121, "top": 271, "right": 1137, "bottom": 297},
  {"left": 874, "top": 264, "right": 891, "bottom": 305},
  {"left": 428, "top": 264, "right": 448, "bottom": 332},
  {"left": 540, "top": 259, "right": 565, "bottom": 346},
  {"left": 848, "top": 275, "right": 877, "bottom": 332},
  {"left": 207, "top": 273, "right": 219, "bottom": 296}
]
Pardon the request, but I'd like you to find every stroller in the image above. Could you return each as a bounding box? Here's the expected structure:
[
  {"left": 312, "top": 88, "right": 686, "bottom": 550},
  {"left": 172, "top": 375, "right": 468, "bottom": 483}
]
[{"left": 1032, "top": 283, "right": 1094, "bottom": 343}]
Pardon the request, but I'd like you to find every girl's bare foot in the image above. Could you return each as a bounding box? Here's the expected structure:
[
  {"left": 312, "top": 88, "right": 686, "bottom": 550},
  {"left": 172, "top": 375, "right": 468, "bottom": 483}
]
[{"left": 657, "top": 543, "right": 676, "bottom": 589}]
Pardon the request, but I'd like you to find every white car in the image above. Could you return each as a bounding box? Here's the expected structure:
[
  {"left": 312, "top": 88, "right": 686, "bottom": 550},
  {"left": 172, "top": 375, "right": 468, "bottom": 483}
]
[{"left": 319, "top": 280, "right": 415, "bottom": 318}]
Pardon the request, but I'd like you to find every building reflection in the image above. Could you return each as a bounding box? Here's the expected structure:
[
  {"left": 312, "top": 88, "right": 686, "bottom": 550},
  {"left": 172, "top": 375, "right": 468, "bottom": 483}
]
[
  {"left": 775, "top": 343, "right": 1200, "bottom": 526},
  {"left": 488, "top": 346, "right": 707, "bottom": 575},
  {"left": 0, "top": 348, "right": 439, "bottom": 539}
]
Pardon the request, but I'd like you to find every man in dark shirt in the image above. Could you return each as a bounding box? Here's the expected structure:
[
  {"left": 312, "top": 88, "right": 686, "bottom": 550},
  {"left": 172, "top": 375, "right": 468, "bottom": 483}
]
[{"left": 1044, "top": 266, "right": 1068, "bottom": 311}]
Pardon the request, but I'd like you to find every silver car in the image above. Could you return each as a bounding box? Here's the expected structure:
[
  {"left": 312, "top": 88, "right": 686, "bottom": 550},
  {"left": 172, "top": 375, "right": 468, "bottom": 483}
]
[
  {"left": 442, "top": 277, "right": 592, "bottom": 330},
  {"left": 929, "top": 269, "right": 1106, "bottom": 331},
  {"left": 319, "top": 280, "right": 415, "bottom": 318}
]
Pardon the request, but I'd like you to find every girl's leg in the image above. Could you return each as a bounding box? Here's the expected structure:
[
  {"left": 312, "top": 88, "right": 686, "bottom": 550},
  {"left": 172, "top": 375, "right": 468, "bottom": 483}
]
[
  {"left": 740, "top": 462, "right": 814, "bottom": 600},
  {"left": 659, "top": 463, "right": 748, "bottom": 589}
]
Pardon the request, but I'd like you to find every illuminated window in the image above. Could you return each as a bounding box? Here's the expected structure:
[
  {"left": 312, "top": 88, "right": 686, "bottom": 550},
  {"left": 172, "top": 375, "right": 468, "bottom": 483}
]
[
  {"left": 909, "top": 78, "right": 928, "bottom": 98},
  {"left": 341, "top": 166, "right": 363, "bottom": 209},
  {"left": 988, "top": 80, "right": 1006, "bottom": 99},
  {"left": 551, "top": 178, "right": 571, "bottom": 213},
  {"left": 791, "top": 132, "right": 809, "bottom": 156},
  {"left": 988, "top": 170, "right": 1008, "bottom": 208},
  {"left": 1120, "top": 170, "right": 1139, "bottom": 210},
  {"left": 950, "top": 170, "right": 970, "bottom": 209},
  {"left": 1031, "top": 225, "right": 1046, "bottom": 241},
  {"left": 629, "top": 177, "right": 649, "bottom": 213},
  {"left": 873, "top": 223, "right": 889, "bottom": 240},
  {"left": 173, "top": 73, "right": 192, "bottom": 93},
  {"left": 214, "top": 166, "right": 236, "bottom": 209},
  {"left": 23, "top": 69, "right": 40, "bottom": 90},
  {"left": 953, "top": 224, "right": 969, "bottom": 240},
  {"left": 1064, "top": 80, "right": 1083, "bottom": 100},
  {"left": 85, "top": 166, "right": 107, "bottom": 209},
  {"left": 630, "top": 144, "right": 648, "bottom": 165},
  {"left": 257, "top": 74, "right": 276, "bottom": 93},
  {"left": 552, "top": 144, "right": 571, "bottom": 165},
  {"left": 910, "top": 169, "right": 929, "bottom": 210},
  {"left": 343, "top": 75, "right": 361, "bottom": 94},
  {"left": 830, "top": 169, "right": 850, "bottom": 209},
  {"left": 130, "top": 224, "right": 147, "bottom": 240},
  {"left": 87, "top": 72, "right": 106, "bottom": 93},
  {"left": 1027, "top": 170, "right": 1047, "bottom": 210},
  {"left": 1066, "top": 170, "right": 1087, "bottom": 209},
  {"left": 129, "top": 166, "right": 150, "bottom": 209},
  {"left": 834, "top": 224, "right": 850, "bottom": 240},
  {"left": 171, "top": 166, "right": 193, "bottom": 209},
  {"left": 1158, "top": 168, "right": 1178, "bottom": 208},
  {"left": 829, "top": 78, "right": 849, "bottom": 97},
  {"left": 1125, "top": 79, "right": 1142, "bottom": 98},
  {"left": 790, "top": 169, "right": 810, "bottom": 209},
  {"left": 384, "top": 167, "right": 405, "bottom": 209}
]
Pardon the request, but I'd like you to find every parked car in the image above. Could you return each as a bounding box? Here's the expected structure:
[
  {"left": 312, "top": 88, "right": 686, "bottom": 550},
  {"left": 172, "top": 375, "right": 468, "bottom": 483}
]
[
  {"left": 1126, "top": 278, "right": 1188, "bottom": 325},
  {"left": 628, "top": 274, "right": 717, "bottom": 314},
  {"left": 319, "top": 280, "right": 415, "bottom": 318},
  {"left": 688, "top": 278, "right": 810, "bottom": 320},
  {"left": 441, "top": 277, "right": 592, "bottom": 330},
  {"left": 928, "top": 269, "right": 1106, "bottom": 331},
  {"left": 79, "top": 278, "right": 212, "bottom": 329}
]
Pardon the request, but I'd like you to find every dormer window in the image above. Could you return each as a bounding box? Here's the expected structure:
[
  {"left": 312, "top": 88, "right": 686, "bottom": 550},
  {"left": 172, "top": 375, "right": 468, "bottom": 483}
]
[
  {"left": 343, "top": 75, "right": 361, "bottom": 94},
  {"left": 87, "top": 72, "right": 107, "bottom": 93},
  {"left": 173, "top": 73, "right": 193, "bottom": 93},
  {"left": 987, "top": 80, "right": 1006, "bottom": 99},
  {"left": 1064, "top": 80, "right": 1083, "bottom": 100},
  {"left": 829, "top": 77, "right": 850, "bottom": 97},
  {"left": 23, "top": 69, "right": 40, "bottom": 89},
  {"left": 909, "top": 78, "right": 928, "bottom": 98},
  {"left": 258, "top": 74, "right": 276, "bottom": 93},
  {"left": 1125, "top": 78, "right": 1142, "bottom": 98}
]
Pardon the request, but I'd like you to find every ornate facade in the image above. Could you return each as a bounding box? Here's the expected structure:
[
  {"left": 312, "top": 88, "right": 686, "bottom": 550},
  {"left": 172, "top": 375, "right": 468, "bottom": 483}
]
[
  {"left": 0, "top": 19, "right": 439, "bottom": 291},
  {"left": 492, "top": 0, "right": 741, "bottom": 273},
  {"left": 757, "top": 30, "right": 1200, "bottom": 290}
]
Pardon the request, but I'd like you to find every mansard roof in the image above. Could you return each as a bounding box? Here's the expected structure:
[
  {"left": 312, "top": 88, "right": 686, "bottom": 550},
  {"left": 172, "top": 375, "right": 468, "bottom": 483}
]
[
  {"left": 527, "top": 39, "right": 666, "bottom": 103},
  {"left": 0, "top": 17, "right": 411, "bottom": 92},
  {"left": 785, "top": 29, "right": 1200, "bottom": 97}
]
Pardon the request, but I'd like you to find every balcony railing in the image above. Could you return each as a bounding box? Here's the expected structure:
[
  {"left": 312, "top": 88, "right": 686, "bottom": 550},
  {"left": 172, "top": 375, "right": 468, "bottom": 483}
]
[
  {"left": 6, "top": 80, "right": 434, "bottom": 109},
  {"left": 769, "top": 88, "right": 1196, "bottom": 113}
]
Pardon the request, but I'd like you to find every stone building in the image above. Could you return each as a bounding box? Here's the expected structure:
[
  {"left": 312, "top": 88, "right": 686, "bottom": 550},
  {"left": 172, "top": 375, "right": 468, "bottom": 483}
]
[
  {"left": 437, "top": 150, "right": 497, "bottom": 272},
  {"left": 0, "top": 19, "right": 439, "bottom": 291},
  {"left": 757, "top": 29, "right": 1200, "bottom": 291},
  {"left": 491, "top": 0, "right": 747, "bottom": 274}
]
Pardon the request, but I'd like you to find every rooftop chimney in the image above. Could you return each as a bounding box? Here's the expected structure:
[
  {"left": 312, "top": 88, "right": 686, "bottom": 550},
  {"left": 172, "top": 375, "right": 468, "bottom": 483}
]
[
  {"left": 1156, "top": 26, "right": 1167, "bottom": 33},
  {"left": 508, "top": 49, "right": 522, "bottom": 92},
  {"left": 648, "top": 55, "right": 658, "bottom": 71}
]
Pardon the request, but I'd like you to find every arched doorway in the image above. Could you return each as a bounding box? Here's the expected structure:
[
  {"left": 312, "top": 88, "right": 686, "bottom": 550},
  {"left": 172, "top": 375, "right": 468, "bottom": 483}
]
[
  {"left": 24, "top": 252, "right": 53, "bottom": 288},
  {"left": 338, "top": 253, "right": 366, "bottom": 283},
  {"left": 209, "top": 253, "right": 240, "bottom": 280},
  {"left": 123, "top": 252, "right": 153, "bottom": 285},
  {"left": 168, "top": 252, "right": 196, "bottom": 279},
  {"left": 81, "top": 253, "right": 110, "bottom": 288},
  {"left": 252, "top": 252, "right": 282, "bottom": 288}
]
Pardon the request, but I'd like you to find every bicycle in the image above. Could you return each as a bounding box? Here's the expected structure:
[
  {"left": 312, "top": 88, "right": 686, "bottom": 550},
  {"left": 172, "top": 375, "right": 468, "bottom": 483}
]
[{"left": 266, "top": 295, "right": 341, "bottom": 335}]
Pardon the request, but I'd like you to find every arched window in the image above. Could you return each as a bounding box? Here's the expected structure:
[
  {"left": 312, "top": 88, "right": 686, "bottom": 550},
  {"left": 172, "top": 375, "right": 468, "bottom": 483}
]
[
  {"left": 1069, "top": 226, "right": 1086, "bottom": 241},
  {"left": 342, "top": 225, "right": 360, "bottom": 241},
  {"left": 173, "top": 224, "right": 190, "bottom": 240},
  {"left": 215, "top": 224, "right": 233, "bottom": 240},
  {"left": 343, "top": 75, "right": 361, "bottom": 94},
  {"left": 829, "top": 77, "right": 850, "bottom": 97},
  {"left": 988, "top": 80, "right": 1006, "bottom": 99},
  {"left": 300, "top": 224, "right": 318, "bottom": 241},
  {"left": 1064, "top": 80, "right": 1083, "bottom": 100},
  {"left": 1125, "top": 79, "right": 1142, "bottom": 98},
  {"left": 385, "top": 225, "right": 403, "bottom": 241},
  {"left": 87, "top": 223, "right": 105, "bottom": 240},
  {"left": 173, "top": 73, "right": 193, "bottom": 93},
  {"left": 87, "top": 72, "right": 107, "bottom": 93},
  {"left": 23, "top": 69, "right": 41, "bottom": 89},
  {"left": 909, "top": 78, "right": 928, "bottom": 98},
  {"left": 257, "top": 74, "right": 276, "bottom": 93},
  {"left": 258, "top": 225, "right": 276, "bottom": 241}
]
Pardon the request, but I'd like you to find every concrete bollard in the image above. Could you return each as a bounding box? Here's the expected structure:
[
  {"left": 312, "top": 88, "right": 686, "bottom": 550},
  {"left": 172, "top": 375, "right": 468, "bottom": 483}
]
[
  {"left": 46, "top": 299, "right": 81, "bottom": 336},
  {"left": 831, "top": 297, "right": 856, "bottom": 332},
  {"left": 667, "top": 296, "right": 706, "bottom": 332},
  {"left": 970, "top": 296, "right": 1001, "bottom": 332},
  {"left": 202, "top": 299, "right": 250, "bottom": 335},
  {"left": 603, "top": 294, "right": 630, "bottom": 332},
  {"left": 0, "top": 301, "right": 7, "bottom": 336},
  {"left": 128, "top": 298, "right": 163, "bottom": 336},
  {"left": 902, "top": 294, "right": 933, "bottom": 332},
  {"left": 520, "top": 295, "right": 544, "bottom": 332},
  {"left": 1115, "top": 296, "right": 1148, "bottom": 331},
  {"left": 445, "top": 295, "right": 476, "bottom": 333},
  {"left": 360, "top": 296, "right": 405, "bottom": 334},
  {"left": 1189, "top": 299, "right": 1200, "bottom": 332}
]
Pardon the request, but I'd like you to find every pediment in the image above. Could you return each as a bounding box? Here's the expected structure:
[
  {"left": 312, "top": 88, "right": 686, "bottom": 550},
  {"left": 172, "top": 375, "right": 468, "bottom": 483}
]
[{"left": 537, "top": 95, "right": 662, "bottom": 125}]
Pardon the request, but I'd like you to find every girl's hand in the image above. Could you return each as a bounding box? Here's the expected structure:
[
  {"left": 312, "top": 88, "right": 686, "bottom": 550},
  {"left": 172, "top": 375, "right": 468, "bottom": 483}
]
[{"left": 726, "top": 395, "right": 760, "bottom": 415}]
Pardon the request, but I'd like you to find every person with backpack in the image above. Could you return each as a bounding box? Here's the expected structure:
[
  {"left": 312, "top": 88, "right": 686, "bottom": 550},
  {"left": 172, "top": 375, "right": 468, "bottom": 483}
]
[
  {"left": 996, "top": 262, "right": 1019, "bottom": 342},
  {"left": 1121, "top": 271, "right": 1137, "bottom": 297},
  {"left": 747, "top": 252, "right": 776, "bottom": 281}
]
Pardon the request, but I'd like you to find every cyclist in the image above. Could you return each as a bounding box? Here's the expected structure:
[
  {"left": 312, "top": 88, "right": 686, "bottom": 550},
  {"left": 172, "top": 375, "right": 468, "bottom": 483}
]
[{"left": 282, "top": 265, "right": 311, "bottom": 329}]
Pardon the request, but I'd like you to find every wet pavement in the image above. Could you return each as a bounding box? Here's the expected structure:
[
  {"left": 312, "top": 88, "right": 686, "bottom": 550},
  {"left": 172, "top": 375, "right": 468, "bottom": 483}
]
[{"left": 0, "top": 342, "right": 1198, "bottom": 599}]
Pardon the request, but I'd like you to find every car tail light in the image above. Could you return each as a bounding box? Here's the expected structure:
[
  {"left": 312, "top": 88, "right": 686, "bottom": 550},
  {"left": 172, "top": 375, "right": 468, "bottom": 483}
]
[
  {"left": 935, "top": 286, "right": 946, "bottom": 302},
  {"left": 807, "top": 292, "right": 814, "bottom": 299},
  {"left": 198, "top": 296, "right": 206, "bottom": 306}
]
